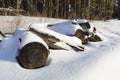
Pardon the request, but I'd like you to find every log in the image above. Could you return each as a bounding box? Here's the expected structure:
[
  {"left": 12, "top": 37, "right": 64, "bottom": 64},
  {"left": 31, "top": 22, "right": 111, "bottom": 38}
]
[
  {"left": 74, "top": 29, "right": 85, "bottom": 42},
  {"left": 48, "top": 20, "right": 84, "bottom": 36},
  {"left": 30, "top": 22, "right": 85, "bottom": 43},
  {"left": 29, "top": 26, "right": 84, "bottom": 51},
  {"left": 88, "top": 34, "right": 102, "bottom": 42},
  {"left": 29, "top": 28, "right": 69, "bottom": 50},
  {"left": 17, "top": 31, "right": 49, "bottom": 69}
]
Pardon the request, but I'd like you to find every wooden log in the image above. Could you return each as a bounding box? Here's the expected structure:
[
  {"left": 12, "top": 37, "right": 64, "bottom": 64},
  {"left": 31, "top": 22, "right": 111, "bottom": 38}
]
[
  {"left": 30, "top": 22, "right": 85, "bottom": 42},
  {"left": 29, "top": 26, "right": 84, "bottom": 51},
  {"left": 88, "top": 34, "right": 102, "bottom": 42},
  {"left": 17, "top": 31, "right": 49, "bottom": 69},
  {"left": 29, "top": 28, "right": 69, "bottom": 50},
  {"left": 47, "top": 20, "right": 84, "bottom": 36},
  {"left": 74, "top": 29, "right": 85, "bottom": 42}
]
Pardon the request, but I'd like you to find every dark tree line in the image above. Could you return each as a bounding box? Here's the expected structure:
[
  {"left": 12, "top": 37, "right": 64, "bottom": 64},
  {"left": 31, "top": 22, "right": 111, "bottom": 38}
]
[
  {"left": 113, "top": 0, "right": 120, "bottom": 19},
  {"left": 0, "top": 0, "right": 116, "bottom": 20}
]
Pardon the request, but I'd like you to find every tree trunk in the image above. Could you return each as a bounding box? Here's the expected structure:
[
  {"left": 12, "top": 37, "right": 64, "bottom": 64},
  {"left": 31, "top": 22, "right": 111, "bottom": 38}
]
[
  {"left": 17, "top": 0, "right": 22, "bottom": 15},
  {"left": 56, "top": 0, "right": 59, "bottom": 18},
  {"left": 87, "top": 0, "right": 90, "bottom": 19}
]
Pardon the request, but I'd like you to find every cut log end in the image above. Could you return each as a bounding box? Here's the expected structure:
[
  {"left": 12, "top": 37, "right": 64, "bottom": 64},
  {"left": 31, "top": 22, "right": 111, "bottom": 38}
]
[
  {"left": 88, "top": 34, "right": 102, "bottom": 42},
  {"left": 17, "top": 42, "right": 49, "bottom": 69},
  {"left": 74, "top": 29, "right": 85, "bottom": 42}
]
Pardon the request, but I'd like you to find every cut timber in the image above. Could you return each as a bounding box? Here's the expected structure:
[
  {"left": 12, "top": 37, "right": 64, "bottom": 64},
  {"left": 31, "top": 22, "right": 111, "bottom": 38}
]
[
  {"left": 17, "top": 31, "right": 49, "bottom": 69},
  {"left": 88, "top": 34, "right": 102, "bottom": 42},
  {"left": 48, "top": 20, "right": 84, "bottom": 36},
  {"left": 29, "top": 26, "right": 84, "bottom": 51},
  {"left": 17, "top": 42, "right": 49, "bottom": 69},
  {"left": 29, "top": 28, "right": 68, "bottom": 50},
  {"left": 74, "top": 29, "right": 85, "bottom": 42}
]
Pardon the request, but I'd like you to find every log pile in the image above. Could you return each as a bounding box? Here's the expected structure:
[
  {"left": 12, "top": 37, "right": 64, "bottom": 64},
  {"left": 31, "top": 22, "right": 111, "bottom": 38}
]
[
  {"left": 16, "top": 20, "right": 102, "bottom": 69},
  {"left": 47, "top": 20, "right": 102, "bottom": 44},
  {"left": 16, "top": 26, "right": 84, "bottom": 69}
]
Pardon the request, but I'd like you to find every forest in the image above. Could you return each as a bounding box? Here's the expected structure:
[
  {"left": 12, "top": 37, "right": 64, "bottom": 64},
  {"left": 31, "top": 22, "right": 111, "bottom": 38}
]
[{"left": 0, "top": 0, "right": 119, "bottom": 20}]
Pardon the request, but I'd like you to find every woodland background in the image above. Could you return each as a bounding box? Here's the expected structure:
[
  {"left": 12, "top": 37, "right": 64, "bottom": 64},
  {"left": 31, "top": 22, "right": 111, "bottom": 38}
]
[{"left": 0, "top": 0, "right": 120, "bottom": 20}]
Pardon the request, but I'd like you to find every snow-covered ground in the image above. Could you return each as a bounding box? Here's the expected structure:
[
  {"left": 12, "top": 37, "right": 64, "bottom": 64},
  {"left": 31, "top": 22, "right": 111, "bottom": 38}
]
[{"left": 0, "top": 16, "right": 120, "bottom": 80}]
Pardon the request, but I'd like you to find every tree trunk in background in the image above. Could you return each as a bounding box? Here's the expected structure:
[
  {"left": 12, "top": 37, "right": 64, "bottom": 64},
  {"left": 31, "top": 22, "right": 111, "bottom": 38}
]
[
  {"left": 79, "top": 0, "right": 82, "bottom": 18},
  {"left": 56, "top": 0, "right": 59, "bottom": 18},
  {"left": 87, "top": 0, "right": 90, "bottom": 19},
  {"left": 64, "top": 0, "right": 66, "bottom": 18},
  {"left": 17, "top": 0, "right": 21, "bottom": 15},
  {"left": 74, "top": 0, "right": 76, "bottom": 19}
]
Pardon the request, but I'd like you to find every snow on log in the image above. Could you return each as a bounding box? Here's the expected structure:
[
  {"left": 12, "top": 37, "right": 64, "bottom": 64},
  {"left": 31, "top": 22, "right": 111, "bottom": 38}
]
[
  {"left": 29, "top": 23, "right": 49, "bottom": 28},
  {"left": 17, "top": 31, "right": 50, "bottom": 69},
  {"left": 47, "top": 20, "right": 86, "bottom": 43},
  {"left": 29, "top": 25, "right": 84, "bottom": 51},
  {"left": 47, "top": 20, "right": 102, "bottom": 43},
  {"left": 48, "top": 20, "right": 83, "bottom": 36},
  {"left": 29, "top": 20, "right": 86, "bottom": 42}
]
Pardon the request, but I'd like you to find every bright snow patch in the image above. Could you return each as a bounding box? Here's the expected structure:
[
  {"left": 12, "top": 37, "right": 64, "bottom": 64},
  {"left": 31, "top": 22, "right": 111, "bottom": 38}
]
[{"left": 48, "top": 20, "right": 83, "bottom": 35}]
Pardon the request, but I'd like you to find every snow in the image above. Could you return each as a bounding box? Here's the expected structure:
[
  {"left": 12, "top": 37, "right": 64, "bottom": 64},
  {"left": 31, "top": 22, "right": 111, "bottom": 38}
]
[
  {"left": 0, "top": 16, "right": 120, "bottom": 80},
  {"left": 18, "top": 31, "right": 49, "bottom": 50},
  {"left": 82, "top": 45, "right": 120, "bottom": 80},
  {"left": 29, "top": 23, "right": 49, "bottom": 28},
  {"left": 48, "top": 20, "right": 83, "bottom": 35},
  {"left": 77, "top": 19, "right": 88, "bottom": 24}
]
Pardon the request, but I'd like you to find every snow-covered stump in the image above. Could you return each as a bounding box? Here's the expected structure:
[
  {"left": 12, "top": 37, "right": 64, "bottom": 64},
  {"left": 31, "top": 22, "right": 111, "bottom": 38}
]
[{"left": 17, "top": 31, "right": 50, "bottom": 69}]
